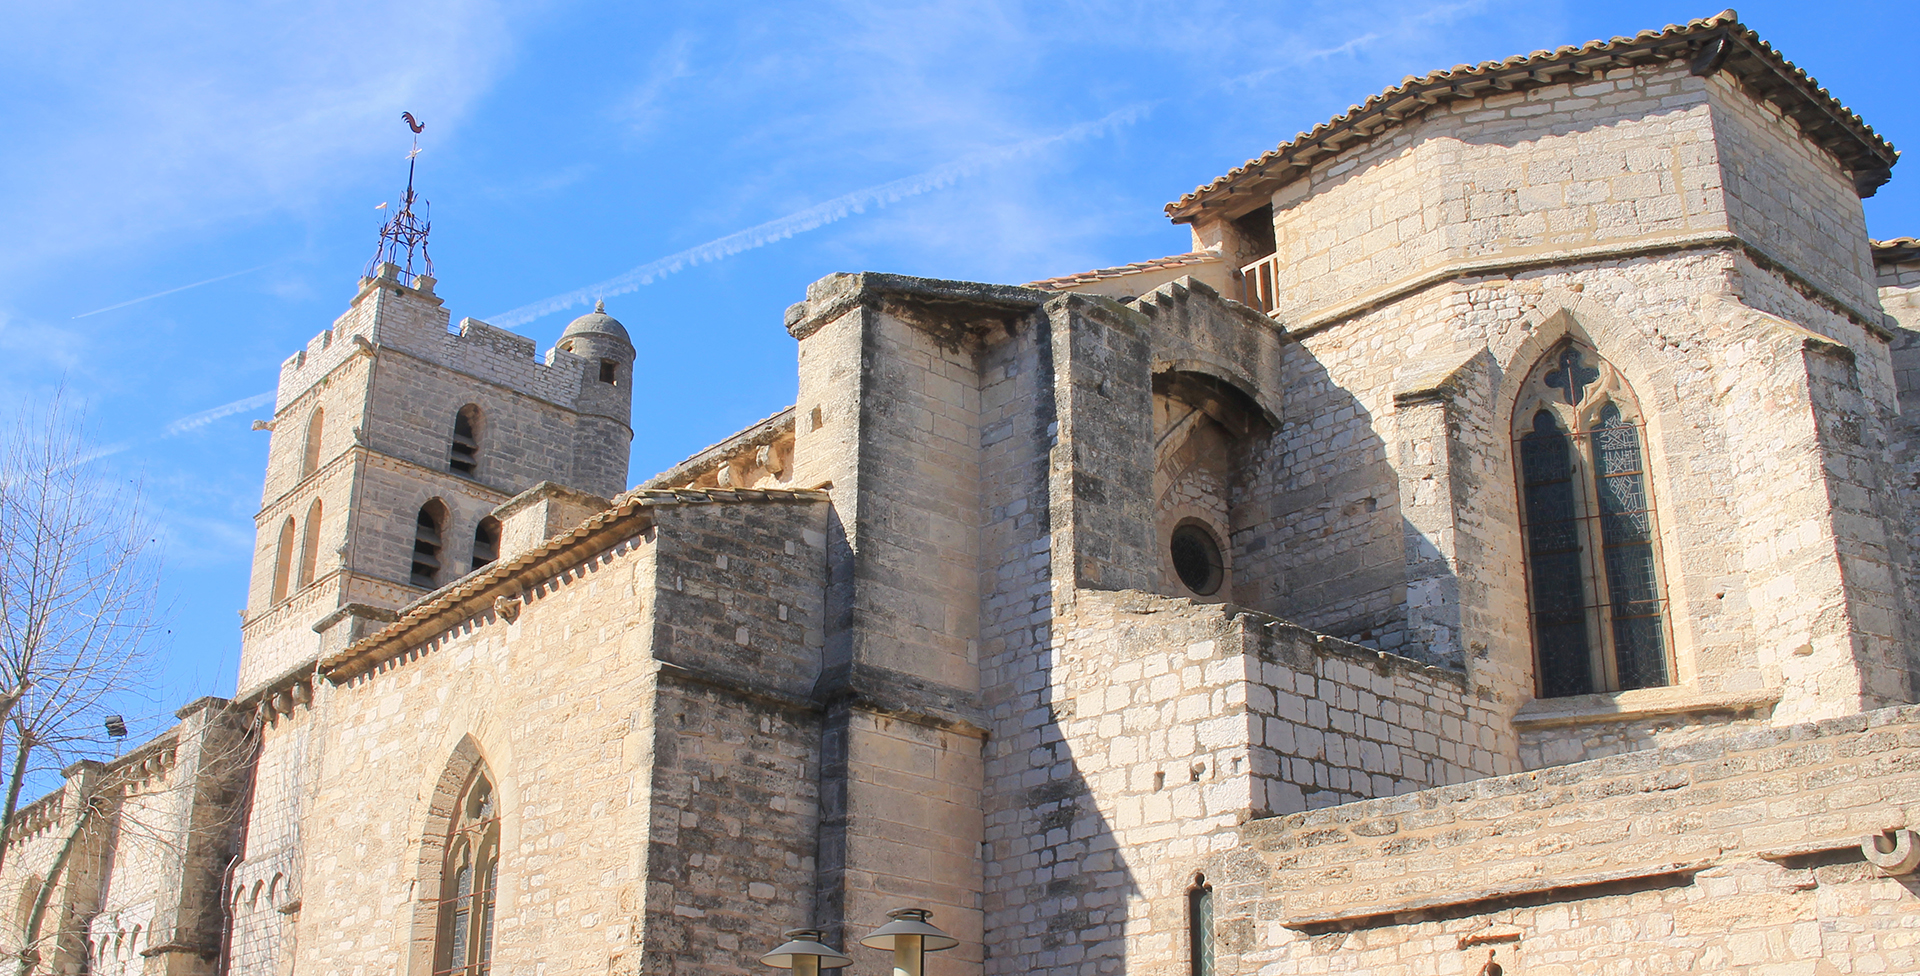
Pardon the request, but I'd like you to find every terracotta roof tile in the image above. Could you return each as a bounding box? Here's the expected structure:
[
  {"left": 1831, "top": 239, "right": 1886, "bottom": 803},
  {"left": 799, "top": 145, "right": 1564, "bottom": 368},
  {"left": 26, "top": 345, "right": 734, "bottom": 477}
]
[
  {"left": 1024, "top": 251, "right": 1222, "bottom": 291},
  {"left": 1873, "top": 238, "right": 1920, "bottom": 264},
  {"left": 1166, "top": 10, "right": 1900, "bottom": 222}
]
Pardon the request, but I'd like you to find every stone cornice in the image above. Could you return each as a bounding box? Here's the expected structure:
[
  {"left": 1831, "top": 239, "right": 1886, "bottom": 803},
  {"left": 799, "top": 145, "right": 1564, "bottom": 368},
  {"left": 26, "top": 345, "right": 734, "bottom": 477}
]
[
  {"left": 785, "top": 272, "right": 1052, "bottom": 341},
  {"left": 1276, "top": 232, "right": 1894, "bottom": 344}
]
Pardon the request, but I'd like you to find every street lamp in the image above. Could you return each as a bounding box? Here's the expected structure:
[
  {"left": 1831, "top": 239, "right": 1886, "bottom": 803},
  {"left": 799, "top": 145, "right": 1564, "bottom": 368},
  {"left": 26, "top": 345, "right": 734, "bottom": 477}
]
[
  {"left": 760, "top": 930, "right": 853, "bottom": 976},
  {"left": 859, "top": 909, "right": 957, "bottom": 976}
]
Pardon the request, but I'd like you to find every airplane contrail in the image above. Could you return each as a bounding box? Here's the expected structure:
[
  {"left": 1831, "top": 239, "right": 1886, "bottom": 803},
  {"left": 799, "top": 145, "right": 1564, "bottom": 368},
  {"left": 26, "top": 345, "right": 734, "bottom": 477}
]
[
  {"left": 163, "top": 391, "right": 276, "bottom": 436},
  {"left": 487, "top": 103, "right": 1152, "bottom": 328},
  {"left": 72, "top": 391, "right": 277, "bottom": 466},
  {"left": 72, "top": 264, "right": 275, "bottom": 320}
]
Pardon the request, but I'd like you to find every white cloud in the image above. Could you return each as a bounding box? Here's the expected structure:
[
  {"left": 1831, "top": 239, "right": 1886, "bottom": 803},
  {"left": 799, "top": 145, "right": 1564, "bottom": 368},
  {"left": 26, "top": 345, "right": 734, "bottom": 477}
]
[{"left": 0, "top": 0, "right": 519, "bottom": 271}]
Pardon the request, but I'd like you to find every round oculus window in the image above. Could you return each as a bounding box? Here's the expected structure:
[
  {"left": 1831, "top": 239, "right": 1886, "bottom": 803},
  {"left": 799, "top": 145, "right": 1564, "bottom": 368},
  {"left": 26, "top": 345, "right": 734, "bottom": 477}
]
[{"left": 1169, "top": 523, "right": 1224, "bottom": 596}]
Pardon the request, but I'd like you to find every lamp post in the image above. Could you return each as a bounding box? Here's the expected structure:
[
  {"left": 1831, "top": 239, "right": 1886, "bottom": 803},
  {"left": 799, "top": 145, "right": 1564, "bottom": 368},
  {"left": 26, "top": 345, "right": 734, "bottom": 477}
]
[
  {"left": 760, "top": 930, "right": 853, "bottom": 976},
  {"left": 859, "top": 909, "right": 957, "bottom": 976}
]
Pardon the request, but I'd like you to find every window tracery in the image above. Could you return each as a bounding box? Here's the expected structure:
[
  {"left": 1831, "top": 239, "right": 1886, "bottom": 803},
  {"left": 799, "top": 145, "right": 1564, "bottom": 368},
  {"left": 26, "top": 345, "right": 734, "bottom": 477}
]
[
  {"left": 434, "top": 771, "right": 499, "bottom": 976},
  {"left": 1514, "top": 340, "right": 1672, "bottom": 697}
]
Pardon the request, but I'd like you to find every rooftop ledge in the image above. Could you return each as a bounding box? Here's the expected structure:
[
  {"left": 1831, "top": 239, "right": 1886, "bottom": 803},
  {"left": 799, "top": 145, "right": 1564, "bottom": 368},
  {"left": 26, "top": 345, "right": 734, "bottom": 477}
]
[{"left": 1513, "top": 685, "right": 1782, "bottom": 730}]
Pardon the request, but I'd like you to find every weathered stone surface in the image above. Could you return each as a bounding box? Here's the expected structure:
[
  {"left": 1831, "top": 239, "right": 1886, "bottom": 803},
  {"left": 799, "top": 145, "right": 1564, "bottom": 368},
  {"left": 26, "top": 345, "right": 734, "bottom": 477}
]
[{"left": 6, "top": 13, "right": 1918, "bottom": 976}]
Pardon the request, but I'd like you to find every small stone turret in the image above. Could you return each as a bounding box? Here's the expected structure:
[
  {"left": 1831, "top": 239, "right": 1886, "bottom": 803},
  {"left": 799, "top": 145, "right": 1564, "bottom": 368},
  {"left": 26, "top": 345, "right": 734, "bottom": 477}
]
[
  {"left": 553, "top": 300, "right": 636, "bottom": 493},
  {"left": 558, "top": 300, "right": 637, "bottom": 386}
]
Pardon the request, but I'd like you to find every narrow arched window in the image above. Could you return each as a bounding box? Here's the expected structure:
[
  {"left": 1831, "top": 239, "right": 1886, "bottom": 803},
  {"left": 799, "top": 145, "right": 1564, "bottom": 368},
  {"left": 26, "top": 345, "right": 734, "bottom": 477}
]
[
  {"left": 271, "top": 517, "right": 297, "bottom": 604},
  {"left": 299, "top": 499, "right": 324, "bottom": 588},
  {"left": 472, "top": 517, "right": 500, "bottom": 573},
  {"left": 412, "top": 500, "right": 447, "bottom": 589},
  {"left": 302, "top": 408, "right": 324, "bottom": 479},
  {"left": 435, "top": 771, "right": 499, "bottom": 976},
  {"left": 449, "top": 405, "right": 481, "bottom": 477},
  {"left": 1515, "top": 340, "right": 1672, "bottom": 697},
  {"left": 1188, "top": 875, "right": 1214, "bottom": 976}
]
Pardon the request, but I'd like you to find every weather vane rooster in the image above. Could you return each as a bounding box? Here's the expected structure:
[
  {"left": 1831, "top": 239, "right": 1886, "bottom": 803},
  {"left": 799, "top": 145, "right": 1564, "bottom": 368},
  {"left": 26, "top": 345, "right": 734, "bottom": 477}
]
[{"left": 367, "top": 112, "right": 434, "bottom": 281}]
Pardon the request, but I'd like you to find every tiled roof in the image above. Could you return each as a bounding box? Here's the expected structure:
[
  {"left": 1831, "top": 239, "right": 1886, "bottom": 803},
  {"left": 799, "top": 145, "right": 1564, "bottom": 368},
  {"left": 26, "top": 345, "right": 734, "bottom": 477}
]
[
  {"left": 1024, "top": 251, "right": 1223, "bottom": 291},
  {"left": 1166, "top": 9, "right": 1900, "bottom": 223},
  {"left": 1873, "top": 238, "right": 1920, "bottom": 264},
  {"left": 321, "top": 486, "right": 829, "bottom": 680}
]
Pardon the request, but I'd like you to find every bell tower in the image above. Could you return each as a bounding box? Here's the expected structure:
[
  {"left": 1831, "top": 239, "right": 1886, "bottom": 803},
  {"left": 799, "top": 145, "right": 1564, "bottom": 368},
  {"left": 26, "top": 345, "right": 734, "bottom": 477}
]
[{"left": 237, "top": 125, "right": 636, "bottom": 692}]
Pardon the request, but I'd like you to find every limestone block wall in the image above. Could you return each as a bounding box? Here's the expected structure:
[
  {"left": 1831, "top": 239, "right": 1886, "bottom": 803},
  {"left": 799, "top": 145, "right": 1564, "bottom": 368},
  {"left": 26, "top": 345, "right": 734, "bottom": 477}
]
[
  {"left": 1878, "top": 253, "right": 1920, "bottom": 717},
  {"left": 1882, "top": 255, "right": 1920, "bottom": 336},
  {"left": 635, "top": 677, "right": 821, "bottom": 976},
  {"left": 241, "top": 450, "right": 509, "bottom": 690},
  {"left": 648, "top": 501, "right": 829, "bottom": 699},
  {"left": 365, "top": 349, "right": 619, "bottom": 498},
  {"left": 821, "top": 709, "right": 986, "bottom": 976},
  {"left": 1707, "top": 71, "right": 1881, "bottom": 318},
  {"left": 229, "top": 706, "right": 311, "bottom": 976},
  {"left": 344, "top": 455, "right": 509, "bottom": 589},
  {"left": 240, "top": 568, "right": 346, "bottom": 692},
  {"left": 0, "top": 771, "right": 103, "bottom": 973},
  {"left": 277, "top": 495, "right": 826, "bottom": 976},
  {"left": 979, "top": 587, "right": 1508, "bottom": 976},
  {"left": 790, "top": 275, "right": 1053, "bottom": 973},
  {"left": 1254, "top": 63, "right": 1730, "bottom": 327},
  {"left": 791, "top": 292, "right": 988, "bottom": 693},
  {"left": 1045, "top": 294, "right": 1157, "bottom": 594},
  {"left": 0, "top": 703, "right": 247, "bottom": 976},
  {"left": 259, "top": 354, "right": 370, "bottom": 510},
  {"left": 294, "top": 538, "right": 664, "bottom": 976},
  {"left": 1204, "top": 704, "right": 1920, "bottom": 976},
  {"left": 279, "top": 272, "right": 617, "bottom": 427},
  {"left": 1198, "top": 239, "right": 1912, "bottom": 759},
  {"left": 246, "top": 455, "right": 353, "bottom": 616},
  {"left": 975, "top": 308, "right": 1054, "bottom": 704}
]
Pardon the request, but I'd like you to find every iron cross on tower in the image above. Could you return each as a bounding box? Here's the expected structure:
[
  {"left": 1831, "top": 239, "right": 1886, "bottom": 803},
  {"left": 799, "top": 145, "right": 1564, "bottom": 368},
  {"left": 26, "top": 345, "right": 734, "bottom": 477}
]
[{"left": 367, "top": 111, "right": 435, "bottom": 282}]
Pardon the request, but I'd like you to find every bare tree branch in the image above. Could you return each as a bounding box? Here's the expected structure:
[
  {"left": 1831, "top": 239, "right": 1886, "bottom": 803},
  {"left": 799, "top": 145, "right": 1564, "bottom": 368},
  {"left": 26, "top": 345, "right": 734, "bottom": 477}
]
[{"left": 0, "top": 393, "right": 169, "bottom": 970}]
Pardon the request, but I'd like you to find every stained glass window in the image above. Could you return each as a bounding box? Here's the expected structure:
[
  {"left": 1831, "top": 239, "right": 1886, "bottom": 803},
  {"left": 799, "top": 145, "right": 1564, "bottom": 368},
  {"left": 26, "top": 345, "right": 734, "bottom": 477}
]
[
  {"left": 1515, "top": 342, "right": 1672, "bottom": 697},
  {"left": 436, "top": 772, "right": 499, "bottom": 976},
  {"left": 1521, "top": 411, "right": 1594, "bottom": 698}
]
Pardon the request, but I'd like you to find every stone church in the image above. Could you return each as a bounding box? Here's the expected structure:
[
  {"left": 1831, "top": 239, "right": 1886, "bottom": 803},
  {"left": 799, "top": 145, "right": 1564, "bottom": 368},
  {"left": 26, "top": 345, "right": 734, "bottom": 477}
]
[{"left": 6, "top": 9, "right": 1920, "bottom": 976}]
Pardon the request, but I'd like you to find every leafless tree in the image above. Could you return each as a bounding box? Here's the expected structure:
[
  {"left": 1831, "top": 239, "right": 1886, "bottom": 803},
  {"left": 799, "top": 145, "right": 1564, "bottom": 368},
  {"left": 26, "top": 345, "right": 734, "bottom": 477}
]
[{"left": 0, "top": 396, "right": 165, "bottom": 971}]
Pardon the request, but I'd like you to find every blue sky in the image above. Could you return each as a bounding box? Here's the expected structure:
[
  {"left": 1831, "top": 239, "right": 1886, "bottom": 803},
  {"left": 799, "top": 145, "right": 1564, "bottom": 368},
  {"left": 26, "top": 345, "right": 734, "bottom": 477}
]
[{"left": 1, "top": 0, "right": 1914, "bottom": 729}]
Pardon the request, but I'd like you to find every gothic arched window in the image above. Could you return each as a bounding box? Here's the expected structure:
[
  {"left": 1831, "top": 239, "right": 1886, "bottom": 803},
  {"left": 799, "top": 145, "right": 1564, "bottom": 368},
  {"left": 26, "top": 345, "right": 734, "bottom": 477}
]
[
  {"left": 471, "top": 517, "right": 500, "bottom": 573},
  {"left": 298, "top": 499, "right": 324, "bottom": 588},
  {"left": 411, "top": 500, "right": 447, "bottom": 589},
  {"left": 1187, "top": 874, "right": 1214, "bottom": 976},
  {"left": 435, "top": 771, "right": 499, "bottom": 976},
  {"left": 302, "top": 408, "right": 324, "bottom": 480},
  {"left": 271, "top": 516, "right": 297, "bottom": 604},
  {"left": 1514, "top": 340, "right": 1672, "bottom": 697},
  {"left": 449, "top": 405, "right": 481, "bottom": 477}
]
